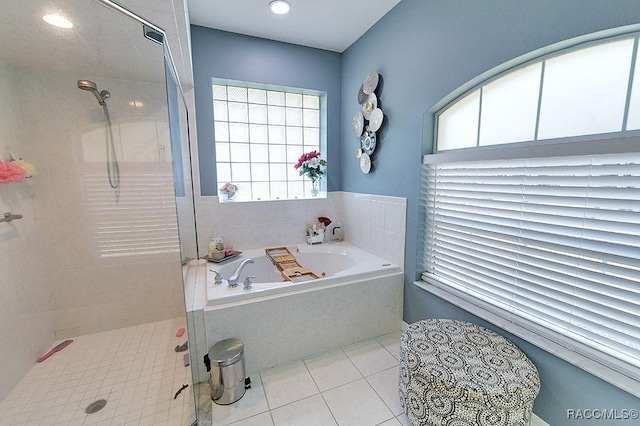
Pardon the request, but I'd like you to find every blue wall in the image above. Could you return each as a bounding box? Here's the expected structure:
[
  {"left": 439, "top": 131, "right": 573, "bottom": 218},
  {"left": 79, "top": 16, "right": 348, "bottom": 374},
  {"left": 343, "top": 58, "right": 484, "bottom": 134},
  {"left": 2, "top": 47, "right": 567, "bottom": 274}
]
[
  {"left": 191, "top": 26, "right": 342, "bottom": 195},
  {"left": 341, "top": 0, "right": 640, "bottom": 424}
]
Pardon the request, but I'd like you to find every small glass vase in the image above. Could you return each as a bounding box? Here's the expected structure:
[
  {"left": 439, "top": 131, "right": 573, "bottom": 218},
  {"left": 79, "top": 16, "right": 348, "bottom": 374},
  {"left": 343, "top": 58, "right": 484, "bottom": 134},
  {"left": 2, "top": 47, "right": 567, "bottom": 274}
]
[
  {"left": 221, "top": 191, "right": 236, "bottom": 202},
  {"left": 310, "top": 180, "right": 319, "bottom": 197}
]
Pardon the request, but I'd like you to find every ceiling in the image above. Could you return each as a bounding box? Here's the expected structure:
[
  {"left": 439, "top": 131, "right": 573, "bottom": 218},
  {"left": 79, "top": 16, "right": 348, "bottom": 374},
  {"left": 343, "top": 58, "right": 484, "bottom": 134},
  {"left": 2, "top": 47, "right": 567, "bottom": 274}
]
[
  {"left": 0, "top": 0, "right": 192, "bottom": 86},
  {"left": 187, "top": 0, "right": 401, "bottom": 53},
  {"left": 0, "top": 0, "right": 400, "bottom": 89}
]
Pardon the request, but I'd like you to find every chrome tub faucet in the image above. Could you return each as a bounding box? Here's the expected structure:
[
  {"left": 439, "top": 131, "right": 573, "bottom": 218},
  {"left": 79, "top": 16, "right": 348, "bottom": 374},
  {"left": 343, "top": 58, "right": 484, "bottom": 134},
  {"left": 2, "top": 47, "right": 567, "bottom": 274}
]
[{"left": 228, "top": 258, "right": 255, "bottom": 287}]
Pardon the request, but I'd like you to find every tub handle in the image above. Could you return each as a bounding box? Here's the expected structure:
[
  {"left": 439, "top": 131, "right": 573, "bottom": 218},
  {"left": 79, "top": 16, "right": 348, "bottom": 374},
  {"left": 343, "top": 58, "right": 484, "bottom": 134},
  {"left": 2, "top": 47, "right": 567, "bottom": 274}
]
[
  {"left": 243, "top": 276, "right": 255, "bottom": 290},
  {"left": 209, "top": 269, "right": 222, "bottom": 285}
]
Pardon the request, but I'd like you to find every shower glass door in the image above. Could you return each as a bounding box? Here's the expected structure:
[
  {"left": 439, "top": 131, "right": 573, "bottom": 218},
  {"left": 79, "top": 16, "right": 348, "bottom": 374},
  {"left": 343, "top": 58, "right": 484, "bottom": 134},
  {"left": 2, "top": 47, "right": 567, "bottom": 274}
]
[{"left": 0, "top": 0, "right": 198, "bottom": 424}]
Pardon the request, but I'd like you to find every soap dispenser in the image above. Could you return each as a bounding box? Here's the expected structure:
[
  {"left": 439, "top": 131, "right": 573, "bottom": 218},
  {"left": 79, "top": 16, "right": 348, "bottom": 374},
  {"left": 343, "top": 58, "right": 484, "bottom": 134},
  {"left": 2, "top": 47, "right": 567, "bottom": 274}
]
[{"left": 332, "top": 223, "right": 343, "bottom": 241}]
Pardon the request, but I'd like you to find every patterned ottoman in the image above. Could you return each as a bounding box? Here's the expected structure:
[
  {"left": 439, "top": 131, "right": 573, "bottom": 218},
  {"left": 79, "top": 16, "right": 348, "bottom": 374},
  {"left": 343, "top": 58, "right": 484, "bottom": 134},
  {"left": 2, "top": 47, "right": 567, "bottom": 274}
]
[{"left": 399, "top": 319, "right": 540, "bottom": 426}]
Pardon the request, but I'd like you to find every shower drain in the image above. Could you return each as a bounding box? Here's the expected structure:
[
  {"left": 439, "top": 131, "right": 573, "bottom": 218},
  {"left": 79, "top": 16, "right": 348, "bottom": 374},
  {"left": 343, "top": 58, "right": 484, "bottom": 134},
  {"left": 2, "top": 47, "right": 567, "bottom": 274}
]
[{"left": 85, "top": 399, "right": 107, "bottom": 414}]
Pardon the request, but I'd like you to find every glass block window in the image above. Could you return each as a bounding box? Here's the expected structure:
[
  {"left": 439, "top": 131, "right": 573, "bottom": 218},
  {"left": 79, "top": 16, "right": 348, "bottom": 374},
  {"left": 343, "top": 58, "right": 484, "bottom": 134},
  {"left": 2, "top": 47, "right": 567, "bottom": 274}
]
[{"left": 212, "top": 82, "right": 324, "bottom": 201}]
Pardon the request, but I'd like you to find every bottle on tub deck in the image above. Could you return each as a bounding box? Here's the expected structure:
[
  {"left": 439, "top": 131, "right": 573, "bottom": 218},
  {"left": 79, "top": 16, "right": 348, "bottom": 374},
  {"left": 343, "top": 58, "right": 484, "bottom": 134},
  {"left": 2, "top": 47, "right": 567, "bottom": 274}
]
[
  {"left": 332, "top": 223, "right": 343, "bottom": 241},
  {"left": 209, "top": 234, "right": 225, "bottom": 260}
]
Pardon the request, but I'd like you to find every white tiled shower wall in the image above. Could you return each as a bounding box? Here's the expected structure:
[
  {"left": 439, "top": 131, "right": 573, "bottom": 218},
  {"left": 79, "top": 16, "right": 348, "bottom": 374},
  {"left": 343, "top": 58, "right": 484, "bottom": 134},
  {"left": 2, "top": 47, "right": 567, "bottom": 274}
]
[
  {"left": 0, "top": 62, "right": 187, "bottom": 400},
  {"left": 0, "top": 60, "right": 54, "bottom": 402},
  {"left": 195, "top": 192, "right": 407, "bottom": 267},
  {"left": 15, "top": 69, "right": 186, "bottom": 340}
]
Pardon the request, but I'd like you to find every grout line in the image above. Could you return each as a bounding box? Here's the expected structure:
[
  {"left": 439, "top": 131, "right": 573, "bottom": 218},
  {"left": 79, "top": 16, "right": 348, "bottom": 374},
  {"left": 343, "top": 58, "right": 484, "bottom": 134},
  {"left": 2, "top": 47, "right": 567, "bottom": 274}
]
[
  {"left": 317, "top": 390, "right": 339, "bottom": 426},
  {"left": 299, "top": 353, "right": 342, "bottom": 426},
  {"left": 302, "top": 348, "right": 364, "bottom": 393},
  {"left": 363, "top": 365, "right": 401, "bottom": 419},
  {"left": 257, "top": 371, "right": 273, "bottom": 412}
]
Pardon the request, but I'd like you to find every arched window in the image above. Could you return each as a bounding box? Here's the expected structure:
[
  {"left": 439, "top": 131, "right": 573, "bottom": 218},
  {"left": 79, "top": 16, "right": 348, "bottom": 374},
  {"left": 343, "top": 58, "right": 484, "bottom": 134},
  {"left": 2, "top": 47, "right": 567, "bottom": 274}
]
[
  {"left": 436, "top": 34, "right": 640, "bottom": 150},
  {"left": 420, "top": 29, "right": 640, "bottom": 397}
]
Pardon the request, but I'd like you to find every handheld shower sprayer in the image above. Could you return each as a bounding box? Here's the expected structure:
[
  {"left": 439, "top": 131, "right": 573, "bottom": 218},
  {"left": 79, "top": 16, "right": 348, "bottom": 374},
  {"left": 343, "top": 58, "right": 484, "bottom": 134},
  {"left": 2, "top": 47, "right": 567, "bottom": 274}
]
[
  {"left": 77, "top": 79, "right": 119, "bottom": 189},
  {"left": 77, "top": 80, "right": 110, "bottom": 105}
]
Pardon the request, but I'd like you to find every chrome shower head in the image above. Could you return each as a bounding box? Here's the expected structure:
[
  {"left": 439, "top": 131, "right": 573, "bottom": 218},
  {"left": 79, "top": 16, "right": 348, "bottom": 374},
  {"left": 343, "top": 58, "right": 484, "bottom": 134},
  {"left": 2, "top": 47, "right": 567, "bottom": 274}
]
[
  {"left": 77, "top": 79, "right": 97, "bottom": 91},
  {"left": 77, "top": 80, "right": 110, "bottom": 105}
]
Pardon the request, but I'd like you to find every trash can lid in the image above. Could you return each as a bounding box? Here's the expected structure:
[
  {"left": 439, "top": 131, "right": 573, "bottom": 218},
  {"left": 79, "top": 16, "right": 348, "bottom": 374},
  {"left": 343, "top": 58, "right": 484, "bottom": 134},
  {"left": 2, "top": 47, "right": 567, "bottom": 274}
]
[{"left": 208, "top": 338, "right": 244, "bottom": 367}]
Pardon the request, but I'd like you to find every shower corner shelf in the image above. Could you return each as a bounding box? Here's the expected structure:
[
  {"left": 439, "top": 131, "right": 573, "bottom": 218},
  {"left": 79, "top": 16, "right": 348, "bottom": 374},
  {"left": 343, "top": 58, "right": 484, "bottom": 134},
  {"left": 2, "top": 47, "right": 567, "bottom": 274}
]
[{"left": 1, "top": 212, "right": 23, "bottom": 223}]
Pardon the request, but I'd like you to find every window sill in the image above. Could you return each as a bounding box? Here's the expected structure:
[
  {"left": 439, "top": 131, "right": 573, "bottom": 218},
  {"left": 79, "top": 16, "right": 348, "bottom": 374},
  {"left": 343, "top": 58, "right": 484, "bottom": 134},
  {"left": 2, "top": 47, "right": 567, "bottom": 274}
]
[
  {"left": 216, "top": 193, "right": 327, "bottom": 203},
  {"left": 413, "top": 279, "right": 640, "bottom": 398}
]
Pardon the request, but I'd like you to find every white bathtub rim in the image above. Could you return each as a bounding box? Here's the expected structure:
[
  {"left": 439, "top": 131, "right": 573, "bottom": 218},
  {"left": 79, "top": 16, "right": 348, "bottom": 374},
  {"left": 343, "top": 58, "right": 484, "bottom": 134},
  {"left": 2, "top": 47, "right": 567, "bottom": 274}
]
[{"left": 205, "top": 241, "right": 402, "bottom": 308}]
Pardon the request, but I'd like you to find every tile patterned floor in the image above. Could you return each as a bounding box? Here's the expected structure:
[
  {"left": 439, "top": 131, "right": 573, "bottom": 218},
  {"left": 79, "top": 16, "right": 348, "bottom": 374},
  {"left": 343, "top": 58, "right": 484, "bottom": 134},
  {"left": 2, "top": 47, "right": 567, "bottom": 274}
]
[
  {"left": 202, "top": 330, "right": 411, "bottom": 426},
  {"left": 0, "top": 318, "right": 195, "bottom": 426},
  {"left": 0, "top": 324, "right": 409, "bottom": 426}
]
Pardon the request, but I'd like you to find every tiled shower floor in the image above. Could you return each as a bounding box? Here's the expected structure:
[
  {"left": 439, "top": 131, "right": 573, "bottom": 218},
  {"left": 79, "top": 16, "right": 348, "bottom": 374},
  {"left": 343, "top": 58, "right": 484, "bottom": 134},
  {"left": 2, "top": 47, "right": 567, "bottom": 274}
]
[{"left": 0, "top": 318, "right": 195, "bottom": 426}]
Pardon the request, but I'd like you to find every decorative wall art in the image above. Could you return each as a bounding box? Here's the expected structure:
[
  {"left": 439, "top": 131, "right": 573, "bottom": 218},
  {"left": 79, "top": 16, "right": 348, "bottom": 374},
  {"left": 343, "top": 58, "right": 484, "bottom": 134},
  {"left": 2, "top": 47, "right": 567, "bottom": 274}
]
[{"left": 352, "top": 70, "right": 384, "bottom": 174}]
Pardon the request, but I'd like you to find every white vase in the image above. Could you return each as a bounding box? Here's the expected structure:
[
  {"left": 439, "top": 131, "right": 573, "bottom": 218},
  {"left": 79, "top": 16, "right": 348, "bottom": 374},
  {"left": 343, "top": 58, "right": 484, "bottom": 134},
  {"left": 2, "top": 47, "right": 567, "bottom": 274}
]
[{"left": 221, "top": 191, "right": 236, "bottom": 202}]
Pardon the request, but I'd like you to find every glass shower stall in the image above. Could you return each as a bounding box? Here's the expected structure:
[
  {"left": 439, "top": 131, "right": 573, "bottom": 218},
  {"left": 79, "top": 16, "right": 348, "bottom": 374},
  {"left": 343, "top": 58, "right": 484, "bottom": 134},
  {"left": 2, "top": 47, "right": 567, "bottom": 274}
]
[{"left": 0, "top": 0, "right": 200, "bottom": 423}]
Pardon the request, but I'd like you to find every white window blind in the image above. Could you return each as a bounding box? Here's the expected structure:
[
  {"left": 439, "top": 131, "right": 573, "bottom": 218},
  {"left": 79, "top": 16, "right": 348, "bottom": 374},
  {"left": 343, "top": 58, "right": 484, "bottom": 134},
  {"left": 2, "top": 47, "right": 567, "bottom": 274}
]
[{"left": 421, "top": 152, "right": 640, "bottom": 380}]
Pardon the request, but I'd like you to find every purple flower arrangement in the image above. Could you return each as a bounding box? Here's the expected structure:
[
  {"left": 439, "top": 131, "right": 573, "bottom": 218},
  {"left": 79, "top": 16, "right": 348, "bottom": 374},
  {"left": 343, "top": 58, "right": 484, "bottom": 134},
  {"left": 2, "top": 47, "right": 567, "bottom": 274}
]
[{"left": 294, "top": 150, "right": 327, "bottom": 182}]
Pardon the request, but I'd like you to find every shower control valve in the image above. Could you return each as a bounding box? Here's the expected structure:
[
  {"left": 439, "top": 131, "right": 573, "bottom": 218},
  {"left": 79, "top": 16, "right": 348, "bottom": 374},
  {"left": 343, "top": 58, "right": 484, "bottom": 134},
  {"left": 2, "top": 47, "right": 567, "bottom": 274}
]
[{"left": 243, "top": 276, "right": 256, "bottom": 290}]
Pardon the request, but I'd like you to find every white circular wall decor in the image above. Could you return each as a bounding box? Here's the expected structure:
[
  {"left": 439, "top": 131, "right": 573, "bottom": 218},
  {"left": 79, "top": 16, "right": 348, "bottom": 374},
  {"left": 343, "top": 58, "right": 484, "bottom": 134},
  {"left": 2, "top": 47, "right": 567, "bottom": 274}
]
[{"left": 353, "top": 70, "right": 384, "bottom": 173}]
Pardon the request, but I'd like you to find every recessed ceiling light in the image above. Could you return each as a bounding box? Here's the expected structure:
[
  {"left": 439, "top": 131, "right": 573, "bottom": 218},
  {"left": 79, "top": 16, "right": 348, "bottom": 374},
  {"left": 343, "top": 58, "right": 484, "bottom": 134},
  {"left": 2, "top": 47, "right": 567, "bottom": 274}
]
[
  {"left": 43, "top": 14, "right": 73, "bottom": 29},
  {"left": 270, "top": 0, "right": 291, "bottom": 15}
]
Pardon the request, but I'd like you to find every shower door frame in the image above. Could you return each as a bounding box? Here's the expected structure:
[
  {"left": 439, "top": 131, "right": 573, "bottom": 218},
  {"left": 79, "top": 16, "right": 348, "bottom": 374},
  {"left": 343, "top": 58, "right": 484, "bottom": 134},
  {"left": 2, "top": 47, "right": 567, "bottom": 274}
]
[{"left": 95, "top": 1, "right": 200, "bottom": 424}]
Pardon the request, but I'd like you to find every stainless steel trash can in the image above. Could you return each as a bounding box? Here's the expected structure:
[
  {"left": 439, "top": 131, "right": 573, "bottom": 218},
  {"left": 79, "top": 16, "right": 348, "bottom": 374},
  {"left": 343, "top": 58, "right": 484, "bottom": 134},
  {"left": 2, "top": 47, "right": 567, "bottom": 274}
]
[{"left": 205, "top": 338, "right": 246, "bottom": 405}]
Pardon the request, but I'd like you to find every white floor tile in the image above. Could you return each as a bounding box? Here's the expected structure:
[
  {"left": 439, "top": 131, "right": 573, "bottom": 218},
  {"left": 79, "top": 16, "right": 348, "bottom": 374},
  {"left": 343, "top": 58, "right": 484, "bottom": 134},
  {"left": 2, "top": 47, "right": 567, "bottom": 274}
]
[
  {"left": 228, "top": 412, "right": 275, "bottom": 425},
  {"left": 260, "top": 362, "right": 319, "bottom": 409},
  {"left": 304, "top": 350, "right": 362, "bottom": 392},
  {"left": 376, "top": 331, "right": 403, "bottom": 360},
  {"left": 396, "top": 413, "right": 412, "bottom": 425},
  {"left": 366, "top": 365, "right": 403, "bottom": 416},
  {"left": 343, "top": 340, "right": 398, "bottom": 377},
  {"left": 379, "top": 419, "right": 402, "bottom": 426},
  {"left": 211, "top": 374, "right": 269, "bottom": 425},
  {"left": 322, "top": 379, "right": 394, "bottom": 426},
  {"left": 5, "top": 322, "right": 405, "bottom": 426},
  {"left": 271, "top": 394, "right": 337, "bottom": 426}
]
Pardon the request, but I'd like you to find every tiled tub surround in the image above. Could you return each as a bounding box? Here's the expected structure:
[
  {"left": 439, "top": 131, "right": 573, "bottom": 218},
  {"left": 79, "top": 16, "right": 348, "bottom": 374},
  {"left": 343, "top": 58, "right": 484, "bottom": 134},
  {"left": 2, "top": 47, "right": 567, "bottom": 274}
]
[
  {"left": 187, "top": 256, "right": 403, "bottom": 384},
  {"left": 208, "top": 270, "right": 402, "bottom": 381},
  {"left": 195, "top": 191, "right": 407, "bottom": 268},
  {"left": 187, "top": 191, "right": 407, "bottom": 383}
]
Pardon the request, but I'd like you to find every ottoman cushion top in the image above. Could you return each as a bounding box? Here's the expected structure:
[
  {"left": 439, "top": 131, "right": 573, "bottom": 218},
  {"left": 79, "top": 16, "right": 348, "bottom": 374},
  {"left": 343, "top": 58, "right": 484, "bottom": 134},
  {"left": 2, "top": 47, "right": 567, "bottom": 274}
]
[{"left": 403, "top": 319, "right": 540, "bottom": 404}]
